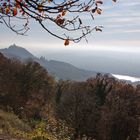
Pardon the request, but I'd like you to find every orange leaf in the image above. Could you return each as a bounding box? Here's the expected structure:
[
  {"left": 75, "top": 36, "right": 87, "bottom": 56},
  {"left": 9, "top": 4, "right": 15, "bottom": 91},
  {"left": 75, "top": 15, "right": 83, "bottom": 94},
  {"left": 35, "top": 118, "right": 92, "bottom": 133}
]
[
  {"left": 15, "top": 2, "right": 21, "bottom": 9},
  {"left": 38, "top": 5, "right": 43, "bottom": 13},
  {"left": 64, "top": 39, "right": 69, "bottom": 46},
  {"left": 62, "top": 10, "right": 67, "bottom": 16},
  {"left": 5, "top": 7, "right": 10, "bottom": 14},
  {"left": 13, "top": 7, "right": 17, "bottom": 16},
  {"left": 96, "top": 9, "right": 102, "bottom": 14}
]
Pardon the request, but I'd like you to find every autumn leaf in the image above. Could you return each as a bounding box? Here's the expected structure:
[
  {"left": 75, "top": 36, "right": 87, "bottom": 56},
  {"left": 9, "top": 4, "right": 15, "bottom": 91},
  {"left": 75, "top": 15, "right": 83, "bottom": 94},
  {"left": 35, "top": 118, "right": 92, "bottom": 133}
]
[
  {"left": 95, "top": 27, "right": 102, "bottom": 32},
  {"left": 84, "top": 6, "right": 90, "bottom": 11},
  {"left": 15, "top": 3, "right": 21, "bottom": 9},
  {"left": 62, "top": 10, "right": 67, "bottom": 16},
  {"left": 38, "top": 4, "right": 43, "bottom": 13},
  {"left": 64, "top": 39, "right": 70, "bottom": 46},
  {"left": 55, "top": 18, "right": 65, "bottom": 26},
  {"left": 96, "top": 8, "right": 102, "bottom": 14},
  {"left": 13, "top": 7, "right": 17, "bottom": 16},
  {"left": 92, "top": 8, "right": 97, "bottom": 13},
  {"left": 48, "top": 0, "right": 53, "bottom": 3},
  {"left": 16, "top": 0, "right": 23, "bottom": 2},
  {"left": 5, "top": 7, "right": 10, "bottom": 14},
  {"left": 96, "top": 0, "right": 103, "bottom": 5},
  {"left": 112, "top": 0, "right": 117, "bottom": 2}
]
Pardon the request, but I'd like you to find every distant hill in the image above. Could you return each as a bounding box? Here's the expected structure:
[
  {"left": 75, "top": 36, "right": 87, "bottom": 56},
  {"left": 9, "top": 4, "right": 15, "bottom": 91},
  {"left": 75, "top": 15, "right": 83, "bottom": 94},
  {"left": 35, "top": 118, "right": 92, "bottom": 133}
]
[
  {"left": 0, "top": 44, "right": 34, "bottom": 60},
  {"left": 0, "top": 44, "right": 97, "bottom": 81}
]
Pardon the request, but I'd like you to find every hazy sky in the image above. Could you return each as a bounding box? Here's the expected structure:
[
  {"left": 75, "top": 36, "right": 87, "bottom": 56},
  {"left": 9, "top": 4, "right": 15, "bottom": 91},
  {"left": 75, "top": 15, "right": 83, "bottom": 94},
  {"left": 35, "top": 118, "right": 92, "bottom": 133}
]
[{"left": 0, "top": 0, "right": 140, "bottom": 52}]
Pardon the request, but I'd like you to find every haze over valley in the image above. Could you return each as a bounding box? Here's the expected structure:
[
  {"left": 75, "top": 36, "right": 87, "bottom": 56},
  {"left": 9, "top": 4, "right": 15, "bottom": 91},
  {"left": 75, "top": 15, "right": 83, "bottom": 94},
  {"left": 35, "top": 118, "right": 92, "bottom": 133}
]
[
  {"left": 0, "top": 44, "right": 140, "bottom": 83},
  {"left": 31, "top": 45, "right": 140, "bottom": 78}
]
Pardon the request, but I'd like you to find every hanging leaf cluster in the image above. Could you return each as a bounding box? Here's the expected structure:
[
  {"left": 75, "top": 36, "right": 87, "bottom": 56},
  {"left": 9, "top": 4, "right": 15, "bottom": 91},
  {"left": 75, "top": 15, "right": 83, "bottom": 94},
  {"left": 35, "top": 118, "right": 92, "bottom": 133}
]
[{"left": 0, "top": 0, "right": 117, "bottom": 45}]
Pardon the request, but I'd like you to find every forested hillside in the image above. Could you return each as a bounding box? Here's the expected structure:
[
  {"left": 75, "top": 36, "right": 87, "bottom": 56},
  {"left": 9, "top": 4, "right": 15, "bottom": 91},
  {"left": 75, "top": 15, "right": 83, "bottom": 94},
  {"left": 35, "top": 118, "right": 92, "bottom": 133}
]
[
  {"left": 0, "top": 52, "right": 140, "bottom": 140},
  {"left": 0, "top": 44, "right": 97, "bottom": 81}
]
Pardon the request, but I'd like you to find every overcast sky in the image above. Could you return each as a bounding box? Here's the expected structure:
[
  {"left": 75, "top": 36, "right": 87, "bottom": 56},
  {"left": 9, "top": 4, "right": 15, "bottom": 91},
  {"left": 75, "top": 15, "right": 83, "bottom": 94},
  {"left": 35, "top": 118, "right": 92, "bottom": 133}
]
[{"left": 0, "top": 0, "right": 140, "bottom": 52}]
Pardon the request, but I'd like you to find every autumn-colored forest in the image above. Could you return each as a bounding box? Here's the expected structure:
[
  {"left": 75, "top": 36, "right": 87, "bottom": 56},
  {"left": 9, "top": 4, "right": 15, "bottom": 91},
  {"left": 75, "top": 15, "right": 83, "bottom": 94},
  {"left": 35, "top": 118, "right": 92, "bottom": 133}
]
[{"left": 0, "top": 52, "right": 140, "bottom": 140}]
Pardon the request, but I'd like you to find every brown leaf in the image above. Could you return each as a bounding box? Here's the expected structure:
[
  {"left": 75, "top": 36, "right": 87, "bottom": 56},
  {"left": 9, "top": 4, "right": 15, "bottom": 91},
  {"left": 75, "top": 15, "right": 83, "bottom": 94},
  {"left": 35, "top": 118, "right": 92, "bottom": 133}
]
[
  {"left": 96, "top": 8, "right": 102, "bottom": 15},
  {"left": 95, "top": 27, "right": 102, "bottom": 32},
  {"left": 62, "top": 10, "right": 67, "bottom": 16},
  {"left": 96, "top": 0, "right": 103, "bottom": 5},
  {"left": 84, "top": 6, "right": 90, "bottom": 11},
  {"left": 38, "top": 4, "right": 43, "bottom": 13},
  {"left": 112, "top": 0, "right": 117, "bottom": 2},
  {"left": 92, "top": 8, "right": 97, "bottom": 13},
  {"left": 55, "top": 18, "right": 65, "bottom": 25},
  {"left": 48, "top": 0, "right": 53, "bottom": 3},
  {"left": 64, "top": 39, "right": 70, "bottom": 46}
]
